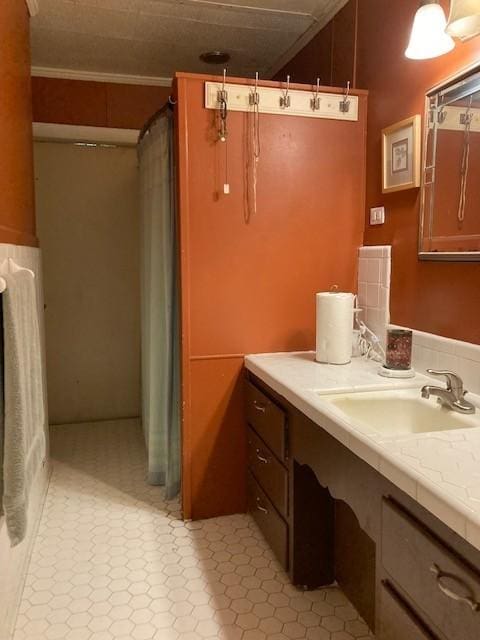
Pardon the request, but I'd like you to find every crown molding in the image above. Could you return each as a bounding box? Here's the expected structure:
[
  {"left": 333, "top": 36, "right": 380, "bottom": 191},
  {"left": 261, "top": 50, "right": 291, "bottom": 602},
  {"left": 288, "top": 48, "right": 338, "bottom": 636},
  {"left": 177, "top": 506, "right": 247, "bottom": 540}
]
[
  {"left": 26, "top": 0, "right": 40, "bottom": 16},
  {"left": 31, "top": 66, "right": 172, "bottom": 88},
  {"left": 33, "top": 122, "right": 139, "bottom": 146}
]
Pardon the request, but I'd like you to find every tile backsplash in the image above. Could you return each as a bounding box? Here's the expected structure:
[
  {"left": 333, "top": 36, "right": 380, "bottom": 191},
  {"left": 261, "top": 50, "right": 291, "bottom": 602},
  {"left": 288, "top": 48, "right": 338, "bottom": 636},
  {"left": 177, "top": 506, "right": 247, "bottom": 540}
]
[
  {"left": 357, "top": 245, "right": 391, "bottom": 344},
  {"left": 390, "top": 324, "right": 480, "bottom": 396},
  {"left": 357, "top": 245, "right": 480, "bottom": 396}
]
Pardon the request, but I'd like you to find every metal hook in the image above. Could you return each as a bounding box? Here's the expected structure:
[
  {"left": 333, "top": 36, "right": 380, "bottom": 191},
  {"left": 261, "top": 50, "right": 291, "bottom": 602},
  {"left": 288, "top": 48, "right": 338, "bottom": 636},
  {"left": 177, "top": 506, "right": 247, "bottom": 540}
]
[
  {"left": 280, "top": 75, "right": 291, "bottom": 109},
  {"left": 217, "top": 68, "right": 228, "bottom": 105},
  {"left": 217, "top": 68, "right": 228, "bottom": 142},
  {"left": 340, "top": 80, "right": 350, "bottom": 113},
  {"left": 460, "top": 95, "right": 474, "bottom": 126},
  {"left": 437, "top": 104, "right": 447, "bottom": 125},
  {"left": 311, "top": 77, "right": 321, "bottom": 111},
  {"left": 249, "top": 71, "right": 260, "bottom": 106}
]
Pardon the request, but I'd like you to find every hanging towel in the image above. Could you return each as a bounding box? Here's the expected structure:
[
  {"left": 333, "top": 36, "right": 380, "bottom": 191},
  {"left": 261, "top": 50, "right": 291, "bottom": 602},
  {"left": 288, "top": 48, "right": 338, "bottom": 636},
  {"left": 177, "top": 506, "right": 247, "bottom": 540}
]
[{"left": 1, "top": 270, "right": 46, "bottom": 546}]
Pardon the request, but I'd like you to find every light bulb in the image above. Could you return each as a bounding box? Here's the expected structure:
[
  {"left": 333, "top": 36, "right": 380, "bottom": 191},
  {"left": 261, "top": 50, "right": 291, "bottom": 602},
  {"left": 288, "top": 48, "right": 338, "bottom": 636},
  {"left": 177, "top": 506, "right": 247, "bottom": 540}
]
[
  {"left": 405, "top": 1, "right": 455, "bottom": 60},
  {"left": 446, "top": 0, "right": 480, "bottom": 41}
]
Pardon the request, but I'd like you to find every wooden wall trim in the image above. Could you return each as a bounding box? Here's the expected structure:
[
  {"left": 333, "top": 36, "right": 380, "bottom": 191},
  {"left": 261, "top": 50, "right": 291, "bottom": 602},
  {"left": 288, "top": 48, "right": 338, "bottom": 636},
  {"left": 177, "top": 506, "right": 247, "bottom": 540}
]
[
  {"left": 176, "top": 77, "right": 193, "bottom": 521},
  {"left": 0, "top": 225, "right": 38, "bottom": 248},
  {"left": 33, "top": 122, "right": 139, "bottom": 146},
  {"left": 31, "top": 66, "right": 172, "bottom": 88},
  {"left": 190, "top": 354, "right": 245, "bottom": 361}
]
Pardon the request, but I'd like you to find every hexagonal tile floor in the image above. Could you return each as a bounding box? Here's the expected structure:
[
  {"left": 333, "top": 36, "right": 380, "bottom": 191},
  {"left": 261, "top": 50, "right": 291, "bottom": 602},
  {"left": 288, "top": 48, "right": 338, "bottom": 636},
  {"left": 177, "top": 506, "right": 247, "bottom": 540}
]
[{"left": 13, "top": 419, "right": 374, "bottom": 640}]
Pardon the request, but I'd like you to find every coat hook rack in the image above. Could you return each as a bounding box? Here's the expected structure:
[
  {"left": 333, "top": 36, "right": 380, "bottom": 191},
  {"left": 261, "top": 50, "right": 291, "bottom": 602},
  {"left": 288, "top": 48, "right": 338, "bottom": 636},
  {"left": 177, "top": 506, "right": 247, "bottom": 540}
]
[
  {"left": 280, "top": 75, "right": 291, "bottom": 109},
  {"left": 249, "top": 72, "right": 260, "bottom": 106},
  {"left": 311, "top": 78, "right": 321, "bottom": 111},
  {"left": 339, "top": 81, "right": 351, "bottom": 113}
]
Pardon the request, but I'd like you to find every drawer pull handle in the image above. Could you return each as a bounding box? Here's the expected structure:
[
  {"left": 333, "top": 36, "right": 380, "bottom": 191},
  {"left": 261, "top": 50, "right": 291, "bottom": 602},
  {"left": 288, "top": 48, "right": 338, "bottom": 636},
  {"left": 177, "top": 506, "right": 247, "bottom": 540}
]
[
  {"left": 253, "top": 400, "right": 266, "bottom": 413},
  {"left": 256, "top": 497, "right": 268, "bottom": 514},
  {"left": 430, "top": 564, "right": 480, "bottom": 612},
  {"left": 255, "top": 449, "right": 269, "bottom": 464}
]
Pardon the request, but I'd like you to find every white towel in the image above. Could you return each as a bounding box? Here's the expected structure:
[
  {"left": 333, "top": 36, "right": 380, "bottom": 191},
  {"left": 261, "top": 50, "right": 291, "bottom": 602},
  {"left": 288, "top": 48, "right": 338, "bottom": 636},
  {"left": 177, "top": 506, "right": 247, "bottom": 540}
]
[{"left": 1, "top": 270, "right": 46, "bottom": 546}]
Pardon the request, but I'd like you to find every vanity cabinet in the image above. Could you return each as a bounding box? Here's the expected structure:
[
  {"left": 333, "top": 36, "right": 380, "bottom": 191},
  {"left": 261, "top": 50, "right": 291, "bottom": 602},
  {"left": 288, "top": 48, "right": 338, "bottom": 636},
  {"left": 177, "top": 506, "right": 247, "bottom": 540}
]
[
  {"left": 382, "top": 498, "right": 480, "bottom": 640},
  {"left": 245, "top": 381, "right": 289, "bottom": 570},
  {"left": 379, "top": 581, "right": 438, "bottom": 640},
  {"left": 244, "top": 371, "right": 480, "bottom": 640}
]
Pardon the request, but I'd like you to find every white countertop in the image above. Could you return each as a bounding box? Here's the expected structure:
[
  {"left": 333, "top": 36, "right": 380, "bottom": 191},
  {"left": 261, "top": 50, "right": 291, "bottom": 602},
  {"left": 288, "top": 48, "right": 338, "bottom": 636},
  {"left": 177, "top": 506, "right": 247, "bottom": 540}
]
[{"left": 245, "top": 351, "right": 480, "bottom": 552}]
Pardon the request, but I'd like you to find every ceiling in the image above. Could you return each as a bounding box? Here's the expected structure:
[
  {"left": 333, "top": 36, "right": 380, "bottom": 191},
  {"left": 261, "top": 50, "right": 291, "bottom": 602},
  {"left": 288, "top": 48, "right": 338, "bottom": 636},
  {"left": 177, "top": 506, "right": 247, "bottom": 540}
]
[{"left": 30, "top": 0, "right": 348, "bottom": 80}]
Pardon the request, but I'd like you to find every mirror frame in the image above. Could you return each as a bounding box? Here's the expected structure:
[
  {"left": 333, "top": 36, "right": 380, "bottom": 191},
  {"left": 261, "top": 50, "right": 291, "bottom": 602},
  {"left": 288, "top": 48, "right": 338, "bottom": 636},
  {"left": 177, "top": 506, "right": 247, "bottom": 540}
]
[{"left": 418, "top": 61, "right": 480, "bottom": 262}]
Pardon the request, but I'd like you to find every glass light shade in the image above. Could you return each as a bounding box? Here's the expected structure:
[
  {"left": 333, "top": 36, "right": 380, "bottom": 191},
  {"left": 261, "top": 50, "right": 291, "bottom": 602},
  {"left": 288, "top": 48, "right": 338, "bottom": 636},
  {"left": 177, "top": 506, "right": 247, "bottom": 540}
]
[
  {"left": 446, "top": 0, "right": 480, "bottom": 41},
  {"left": 405, "top": 2, "right": 455, "bottom": 59}
]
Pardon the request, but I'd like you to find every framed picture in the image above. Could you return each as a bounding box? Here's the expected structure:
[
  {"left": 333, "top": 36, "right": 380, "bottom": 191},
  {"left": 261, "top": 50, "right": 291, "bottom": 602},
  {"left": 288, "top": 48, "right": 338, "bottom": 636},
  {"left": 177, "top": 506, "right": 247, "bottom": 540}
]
[{"left": 381, "top": 115, "right": 421, "bottom": 193}]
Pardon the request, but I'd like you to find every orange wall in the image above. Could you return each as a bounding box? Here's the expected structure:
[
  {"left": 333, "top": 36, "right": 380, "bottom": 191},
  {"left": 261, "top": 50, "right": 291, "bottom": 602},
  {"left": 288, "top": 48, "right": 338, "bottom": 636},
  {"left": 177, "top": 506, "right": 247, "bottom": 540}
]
[
  {"left": 32, "top": 77, "right": 171, "bottom": 130},
  {"left": 280, "top": 0, "right": 480, "bottom": 345},
  {"left": 358, "top": 0, "right": 480, "bottom": 344},
  {"left": 176, "top": 73, "right": 367, "bottom": 519},
  {"left": 0, "top": 0, "right": 36, "bottom": 247},
  {"left": 274, "top": 0, "right": 358, "bottom": 88}
]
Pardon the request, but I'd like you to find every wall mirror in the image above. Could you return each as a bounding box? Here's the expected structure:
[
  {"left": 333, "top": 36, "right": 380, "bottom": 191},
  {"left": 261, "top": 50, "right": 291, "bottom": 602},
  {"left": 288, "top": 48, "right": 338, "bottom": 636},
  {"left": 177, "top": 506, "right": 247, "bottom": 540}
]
[{"left": 419, "top": 65, "right": 480, "bottom": 261}]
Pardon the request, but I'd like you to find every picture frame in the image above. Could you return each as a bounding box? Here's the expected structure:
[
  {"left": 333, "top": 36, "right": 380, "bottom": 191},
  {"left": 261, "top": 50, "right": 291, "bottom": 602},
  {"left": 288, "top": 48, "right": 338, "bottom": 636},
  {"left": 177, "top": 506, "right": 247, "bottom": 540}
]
[{"left": 381, "top": 115, "right": 421, "bottom": 193}]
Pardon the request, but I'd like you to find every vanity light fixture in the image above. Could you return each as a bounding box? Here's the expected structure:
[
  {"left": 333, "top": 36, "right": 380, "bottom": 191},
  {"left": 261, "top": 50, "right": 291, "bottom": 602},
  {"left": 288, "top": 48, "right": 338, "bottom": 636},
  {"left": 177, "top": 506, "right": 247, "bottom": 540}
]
[
  {"left": 446, "top": 0, "right": 480, "bottom": 41},
  {"left": 405, "top": 0, "right": 455, "bottom": 59}
]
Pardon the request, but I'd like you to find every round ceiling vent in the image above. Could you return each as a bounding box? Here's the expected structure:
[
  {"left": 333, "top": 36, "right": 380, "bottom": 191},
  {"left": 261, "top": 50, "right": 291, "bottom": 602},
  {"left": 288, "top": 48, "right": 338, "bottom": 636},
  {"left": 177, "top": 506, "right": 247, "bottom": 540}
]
[{"left": 200, "top": 51, "right": 231, "bottom": 65}]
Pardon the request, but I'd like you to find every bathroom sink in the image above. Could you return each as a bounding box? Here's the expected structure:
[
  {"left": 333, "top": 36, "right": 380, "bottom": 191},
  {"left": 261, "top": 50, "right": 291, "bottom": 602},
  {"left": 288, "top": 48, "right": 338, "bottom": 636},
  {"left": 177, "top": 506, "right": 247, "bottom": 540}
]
[{"left": 321, "top": 388, "right": 480, "bottom": 437}]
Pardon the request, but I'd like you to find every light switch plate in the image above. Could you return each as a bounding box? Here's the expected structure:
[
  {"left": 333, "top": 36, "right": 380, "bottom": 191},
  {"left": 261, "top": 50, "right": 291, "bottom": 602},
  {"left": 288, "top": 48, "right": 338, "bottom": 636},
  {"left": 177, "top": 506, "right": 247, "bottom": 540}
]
[{"left": 370, "top": 206, "right": 385, "bottom": 225}]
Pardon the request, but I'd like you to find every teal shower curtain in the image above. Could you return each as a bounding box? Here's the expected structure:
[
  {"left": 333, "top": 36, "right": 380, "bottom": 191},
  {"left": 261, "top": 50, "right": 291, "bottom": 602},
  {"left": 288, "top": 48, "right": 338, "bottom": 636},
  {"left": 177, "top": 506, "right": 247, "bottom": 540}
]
[{"left": 138, "top": 110, "right": 180, "bottom": 499}]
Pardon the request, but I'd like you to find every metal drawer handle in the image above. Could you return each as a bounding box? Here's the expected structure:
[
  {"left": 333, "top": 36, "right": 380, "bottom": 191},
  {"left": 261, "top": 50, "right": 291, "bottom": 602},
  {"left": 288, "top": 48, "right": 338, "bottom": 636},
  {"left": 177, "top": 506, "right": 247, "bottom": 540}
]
[
  {"left": 430, "top": 563, "right": 480, "bottom": 612},
  {"left": 253, "top": 400, "right": 266, "bottom": 413},
  {"left": 256, "top": 497, "right": 268, "bottom": 514},
  {"left": 255, "top": 448, "right": 269, "bottom": 464}
]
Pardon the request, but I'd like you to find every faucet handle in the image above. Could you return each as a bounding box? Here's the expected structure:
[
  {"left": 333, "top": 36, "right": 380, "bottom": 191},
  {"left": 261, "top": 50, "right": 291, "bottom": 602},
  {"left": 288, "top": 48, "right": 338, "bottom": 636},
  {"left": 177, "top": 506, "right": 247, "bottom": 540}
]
[{"left": 426, "top": 370, "right": 464, "bottom": 395}]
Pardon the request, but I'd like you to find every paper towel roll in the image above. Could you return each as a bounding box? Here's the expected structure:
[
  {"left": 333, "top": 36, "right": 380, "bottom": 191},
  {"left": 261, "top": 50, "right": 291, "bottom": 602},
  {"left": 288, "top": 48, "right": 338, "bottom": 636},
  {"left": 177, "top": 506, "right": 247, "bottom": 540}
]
[{"left": 315, "top": 292, "right": 354, "bottom": 365}]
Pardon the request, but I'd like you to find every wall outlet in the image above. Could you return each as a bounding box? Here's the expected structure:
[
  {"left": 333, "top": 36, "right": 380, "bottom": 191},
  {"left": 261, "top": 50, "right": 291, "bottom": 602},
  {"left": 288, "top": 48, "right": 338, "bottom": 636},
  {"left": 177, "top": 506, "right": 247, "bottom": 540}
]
[{"left": 370, "top": 206, "right": 385, "bottom": 225}]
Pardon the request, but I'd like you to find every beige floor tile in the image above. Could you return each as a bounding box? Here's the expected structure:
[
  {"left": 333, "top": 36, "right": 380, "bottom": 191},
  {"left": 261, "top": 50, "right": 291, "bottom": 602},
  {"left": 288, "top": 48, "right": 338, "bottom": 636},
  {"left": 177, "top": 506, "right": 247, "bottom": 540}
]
[{"left": 14, "top": 419, "right": 374, "bottom": 640}]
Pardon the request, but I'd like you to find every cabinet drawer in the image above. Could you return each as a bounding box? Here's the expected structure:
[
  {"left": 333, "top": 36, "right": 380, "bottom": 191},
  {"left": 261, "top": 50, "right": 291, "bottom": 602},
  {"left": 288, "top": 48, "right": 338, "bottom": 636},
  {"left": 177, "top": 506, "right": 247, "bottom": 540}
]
[
  {"left": 382, "top": 498, "right": 480, "bottom": 640},
  {"left": 379, "top": 581, "right": 439, "bottom": 640},
  {"left": 245, "top": 381, "right": 287, "bottom": 461},
  {"left": 248, "top": 427, "right": 288, "bottom": 518},
  {"left": 248, "top": 471, "right": 288, "bottom": 570}
]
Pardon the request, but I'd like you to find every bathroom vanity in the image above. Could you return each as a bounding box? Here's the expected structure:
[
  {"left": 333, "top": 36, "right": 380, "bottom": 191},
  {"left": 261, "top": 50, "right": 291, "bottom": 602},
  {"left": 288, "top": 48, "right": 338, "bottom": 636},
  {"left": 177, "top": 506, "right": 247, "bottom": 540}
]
[{"left": 244, "top": 352, "right": 480, "bottom": 640}]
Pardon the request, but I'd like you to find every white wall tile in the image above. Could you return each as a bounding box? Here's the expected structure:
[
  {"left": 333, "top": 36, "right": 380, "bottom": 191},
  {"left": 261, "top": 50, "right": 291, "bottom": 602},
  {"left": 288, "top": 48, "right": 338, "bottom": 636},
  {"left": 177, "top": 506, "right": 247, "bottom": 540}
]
[
  {"left": 0, "top": 243, "right": 50, "bottom": 640},
  {"left": 357, "top": 246, "right": 392, "bottom": 345},
  {"left": 367, "top": 258, "right": 381, "bottom": 284},
  {"left": 366, "top": 283, "right": 379, "bottom": 308},
  {"left": 357, "top": 258, "right": 368, "bottom": 284},
  {"left": 389, "top": 323, "right": 480, "bottom": 396}
]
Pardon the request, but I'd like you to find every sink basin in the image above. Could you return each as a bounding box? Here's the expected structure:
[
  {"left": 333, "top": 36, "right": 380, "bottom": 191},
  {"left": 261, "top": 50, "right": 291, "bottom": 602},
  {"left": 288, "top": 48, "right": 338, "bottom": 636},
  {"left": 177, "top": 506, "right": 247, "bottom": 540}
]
[{"left": 321, "top": 388, "right": 480, "bottom": 437}]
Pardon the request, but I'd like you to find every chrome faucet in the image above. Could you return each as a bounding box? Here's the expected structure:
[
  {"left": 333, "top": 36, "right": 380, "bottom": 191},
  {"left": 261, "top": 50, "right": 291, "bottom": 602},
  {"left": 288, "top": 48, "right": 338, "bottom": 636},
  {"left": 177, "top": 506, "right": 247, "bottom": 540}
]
[{"left": 421, "top": 370, "right": 475, "bottom": 415}]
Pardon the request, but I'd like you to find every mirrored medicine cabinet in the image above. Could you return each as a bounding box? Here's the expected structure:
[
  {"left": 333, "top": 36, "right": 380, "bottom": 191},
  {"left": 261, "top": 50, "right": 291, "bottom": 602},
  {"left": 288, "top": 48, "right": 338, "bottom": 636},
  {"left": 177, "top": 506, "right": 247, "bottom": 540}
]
[{"left": 419, "top": 64, "right": 480, "bottom": 261}]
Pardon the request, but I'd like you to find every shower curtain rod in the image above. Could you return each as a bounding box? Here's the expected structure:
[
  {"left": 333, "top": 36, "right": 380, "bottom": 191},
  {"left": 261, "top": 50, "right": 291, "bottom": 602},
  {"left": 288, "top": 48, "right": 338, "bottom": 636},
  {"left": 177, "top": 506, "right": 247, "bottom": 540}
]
[{"left": 138, "top": 95, "right": 176, "bottom": 145}]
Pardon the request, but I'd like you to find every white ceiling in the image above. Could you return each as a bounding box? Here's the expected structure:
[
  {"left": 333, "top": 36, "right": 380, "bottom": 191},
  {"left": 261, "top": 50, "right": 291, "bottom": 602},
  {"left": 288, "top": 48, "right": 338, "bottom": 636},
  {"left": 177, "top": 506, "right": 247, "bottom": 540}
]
[{"left": 30, "top": 0, "right": 348, "bottom": 80}]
